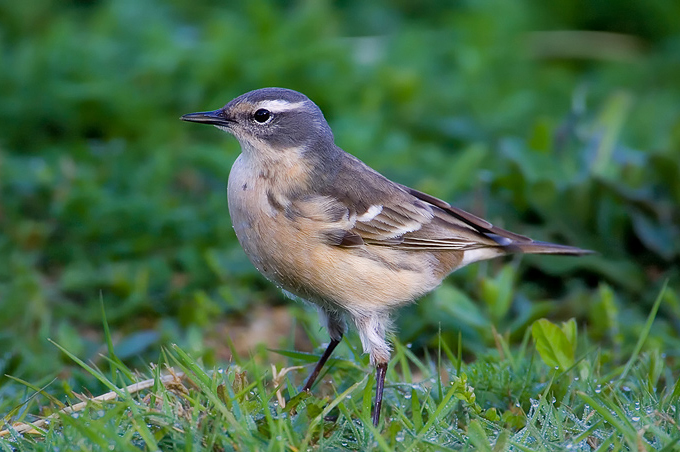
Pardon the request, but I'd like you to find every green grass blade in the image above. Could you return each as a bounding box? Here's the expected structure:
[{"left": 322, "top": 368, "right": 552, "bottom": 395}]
[{"left": 620, "top": 279, "right": 668, "bottom": 381}]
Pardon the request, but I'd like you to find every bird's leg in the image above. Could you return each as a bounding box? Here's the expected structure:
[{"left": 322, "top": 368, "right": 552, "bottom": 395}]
[
  {"left": 354, "top": 313, "right": 392, "bottom": 427},
  {"left": 302, "top": 336, "right": 342, "bottom": 392},
  {"left": 372, "top": 362, "right": 388, "bottom": 427},
  {"left": 302, "top": 308, "right": 346, "bottom": 392}
]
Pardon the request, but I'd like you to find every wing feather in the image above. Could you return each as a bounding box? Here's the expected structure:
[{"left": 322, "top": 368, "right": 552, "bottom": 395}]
[{"left": 310, "top": 150, "right": 528, "bottom": 251}]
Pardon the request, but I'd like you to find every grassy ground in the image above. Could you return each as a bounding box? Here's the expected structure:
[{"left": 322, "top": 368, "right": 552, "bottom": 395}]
[
  {"left": 1, "top": 0, "right": 680, "bottom": 450},
  {"left": 1, "top": 288, "right": 677, "bottom": 450}
]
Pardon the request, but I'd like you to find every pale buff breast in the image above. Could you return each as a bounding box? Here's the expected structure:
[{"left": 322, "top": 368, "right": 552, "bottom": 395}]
[{"left": 227, "top": 154, "right": 445, "bottom": 315}]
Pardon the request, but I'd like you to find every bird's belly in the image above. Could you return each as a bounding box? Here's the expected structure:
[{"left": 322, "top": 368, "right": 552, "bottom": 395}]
[{"left": 227, "top": 166, "right": 440, "bottom": 315}]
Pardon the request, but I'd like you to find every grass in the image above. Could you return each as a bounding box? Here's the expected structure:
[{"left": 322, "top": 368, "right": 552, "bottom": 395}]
[
  {"left": 2, "top": 285, "right": 678, "bottom": 450},
  {"left": 1, "top": 0, "right": 680, "bottom": 449}
]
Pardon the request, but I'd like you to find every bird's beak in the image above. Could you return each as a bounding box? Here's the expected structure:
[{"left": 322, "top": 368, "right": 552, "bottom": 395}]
[{"left": 180, "top": 109, "right": 234, "bottom": 126}]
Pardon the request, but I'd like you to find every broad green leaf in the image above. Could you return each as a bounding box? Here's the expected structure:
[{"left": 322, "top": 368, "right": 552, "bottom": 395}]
[
  {"left": 531, "top": 319, "right": 575, "bottom": 370},
  {"left": 561, "top": 318, "right": 577, "bottom": 347}
]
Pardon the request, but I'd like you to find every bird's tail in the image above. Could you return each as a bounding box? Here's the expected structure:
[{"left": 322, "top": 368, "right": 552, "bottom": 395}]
[{"left": 506, "top": 240, "right": 593, "bottom": 256}]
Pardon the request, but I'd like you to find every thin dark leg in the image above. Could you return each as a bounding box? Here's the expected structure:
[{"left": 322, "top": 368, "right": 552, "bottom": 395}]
[
  {"left": 302, "top": 337, "right": 341, "bottom": 392},
  {"left": 372, "top": 362, "right": 388, "bottom": 427}
]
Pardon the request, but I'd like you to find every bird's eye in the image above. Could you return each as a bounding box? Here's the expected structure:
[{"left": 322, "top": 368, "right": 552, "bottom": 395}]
[{"left": 253, "top": 109, "right": 272, "bottom": 123}]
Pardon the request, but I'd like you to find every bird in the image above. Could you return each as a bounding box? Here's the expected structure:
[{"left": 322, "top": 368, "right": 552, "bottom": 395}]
[{"left": 180, "top": 87, "right": 591, "bottom": 427}]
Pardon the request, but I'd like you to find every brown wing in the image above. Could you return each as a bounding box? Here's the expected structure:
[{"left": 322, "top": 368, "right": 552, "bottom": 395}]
[
  {"left": 314, "top": 150, "right": 589, "bottom": 255},
  {"left": 397, "top": 185, "right": 532, "bottom": 244},
  {"left": 396, "top": 185, "right": 591, "bottom": 255},
  {"left": 313, "top": 152, "right": 512, "bottom": 250},
  {"left": 352, "top": 194, "right": 506, "bottom": 251}
]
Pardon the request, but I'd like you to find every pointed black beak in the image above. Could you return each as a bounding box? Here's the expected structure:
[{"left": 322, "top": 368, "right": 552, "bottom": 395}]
[{"left": 180, "top": 109, "right": 234, "bottom": 126}]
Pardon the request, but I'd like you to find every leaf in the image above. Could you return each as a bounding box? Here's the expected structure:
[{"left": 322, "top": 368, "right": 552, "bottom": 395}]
[
  {"left": 590, "top": 91, "right": 633, "bottom": 178},
  {"left": 561, "top": 318, "right": 577, "bottom": 347},
  {"left": 531, "top": 319, "right": 575, "bottom": 370},
  {"left": 444, "top": 142, "right": 488, "bottom": 192},
  {"left": 467, "top": 419, "right": 493, "bottom": 452},
  {"left": 481, "top": 265, "right": 515, "bottom": 323},
  {"left": 630, "top": 210, "right": 677, "bottom": 260},
  {"left": 433, "top": 284, "right": 488, "bottom": 328}
]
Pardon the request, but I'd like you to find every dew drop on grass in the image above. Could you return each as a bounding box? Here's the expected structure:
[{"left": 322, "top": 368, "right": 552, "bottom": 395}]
[
  {"left": 404, "top": 392, "right": 412, "bottom": 400},
  {"left": 632, "top": 415, "right": 641, "bottom": 422},
  {"left": 406, "top": 343, "right": 412, "bottom": 349},
  {"left": 635, "top": 402, "right": 640, "bottom": 411},
  {"left": 594, "top": 385, "right": 602, "bottom": 393},
  {"left": 530, "top": 398, "right": 539, "bottom": 408},
  {"left": 551, "top": 396, "right": 556, "bottom": 404}
]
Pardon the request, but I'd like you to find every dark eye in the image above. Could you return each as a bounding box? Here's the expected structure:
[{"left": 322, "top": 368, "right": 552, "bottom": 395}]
[{"left": 253, "top": 109, "right": 271, "bottom": 123}]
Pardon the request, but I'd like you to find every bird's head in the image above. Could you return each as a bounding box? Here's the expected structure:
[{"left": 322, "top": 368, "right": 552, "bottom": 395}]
[{"left": 181, "top": 88, "right": 334, "bottom": 153}]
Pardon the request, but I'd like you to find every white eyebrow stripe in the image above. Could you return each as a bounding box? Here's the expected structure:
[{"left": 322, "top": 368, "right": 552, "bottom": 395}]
[
  {"left": 356, "top": 205, "right": 383, "bottom": 222},
  {"left": 257, "top": 100, "right": 307, "bottom": 112}
]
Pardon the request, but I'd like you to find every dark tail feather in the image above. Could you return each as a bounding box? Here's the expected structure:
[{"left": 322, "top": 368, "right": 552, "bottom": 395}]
[{"left": 507, "top": 241, "right": 594, "bottom": 256}]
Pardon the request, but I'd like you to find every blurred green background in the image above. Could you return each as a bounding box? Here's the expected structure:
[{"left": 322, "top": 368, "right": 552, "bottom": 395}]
[{"left": 1, "top": 0, "right": 679, "bottom": 399}]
